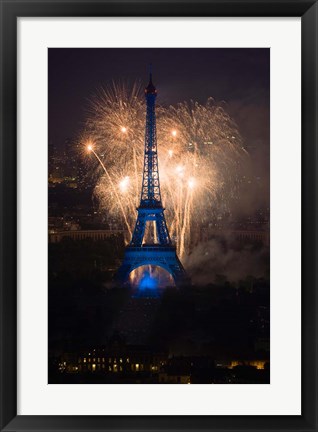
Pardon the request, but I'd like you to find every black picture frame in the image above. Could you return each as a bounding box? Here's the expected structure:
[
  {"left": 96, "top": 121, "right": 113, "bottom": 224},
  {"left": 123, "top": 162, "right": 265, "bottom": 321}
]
[{"left": 0, "top": 0, "right": 317, "bottom": 431}]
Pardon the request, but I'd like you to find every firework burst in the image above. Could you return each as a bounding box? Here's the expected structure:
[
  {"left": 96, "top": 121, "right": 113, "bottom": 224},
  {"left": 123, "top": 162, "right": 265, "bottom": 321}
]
[{"left": 81, "top": 82, "right": 248, "bottom": 259}]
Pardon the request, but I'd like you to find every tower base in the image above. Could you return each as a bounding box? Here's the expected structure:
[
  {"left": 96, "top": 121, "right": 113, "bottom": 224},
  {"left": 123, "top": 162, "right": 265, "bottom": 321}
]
[{"left": 116, "top": 245, "right": 188, "bottom": 287}]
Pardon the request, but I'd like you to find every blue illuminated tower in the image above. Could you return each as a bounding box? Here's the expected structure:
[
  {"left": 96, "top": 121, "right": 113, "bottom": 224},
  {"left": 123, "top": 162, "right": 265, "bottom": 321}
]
[{"left": 116, "top": 71, "right": 187, "bottom": 286}]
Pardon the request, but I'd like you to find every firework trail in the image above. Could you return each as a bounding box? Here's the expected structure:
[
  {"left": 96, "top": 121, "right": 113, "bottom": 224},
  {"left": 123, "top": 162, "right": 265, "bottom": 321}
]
[
  {"left": 82, "top": 82, "right": 248, "bottom": 258},
  {"left": 86, "top": 142, "right": 132, "bottom": 237}
]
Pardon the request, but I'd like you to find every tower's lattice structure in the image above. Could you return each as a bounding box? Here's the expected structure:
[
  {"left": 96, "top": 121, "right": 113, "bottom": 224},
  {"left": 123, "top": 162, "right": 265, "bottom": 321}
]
[{"left": 116, "top": 72, "right": 187, "bottom": 286}]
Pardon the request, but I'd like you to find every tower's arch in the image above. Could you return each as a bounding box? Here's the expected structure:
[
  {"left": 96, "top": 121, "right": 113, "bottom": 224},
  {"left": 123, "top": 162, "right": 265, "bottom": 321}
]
[
  {"left": 116, "top": 245, "right": 187, "bottom": 286},
  {"left": 129, "top": 264, "right": 175, "bottom": 289},
  {"left": 129, "top": 261, "right": 174, "bottom": 277}
]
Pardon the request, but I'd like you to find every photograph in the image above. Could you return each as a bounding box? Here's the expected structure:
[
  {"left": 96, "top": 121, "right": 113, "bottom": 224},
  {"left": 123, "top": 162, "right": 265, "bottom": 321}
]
[{"left": 48, "top": 48, "right": 270, "bottom": 384}]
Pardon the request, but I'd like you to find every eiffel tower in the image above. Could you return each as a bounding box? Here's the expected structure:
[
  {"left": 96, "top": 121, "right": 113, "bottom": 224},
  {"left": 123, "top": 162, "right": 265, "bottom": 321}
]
[{"left": 116, "top": 70, "right": 187, "bottom": 286}]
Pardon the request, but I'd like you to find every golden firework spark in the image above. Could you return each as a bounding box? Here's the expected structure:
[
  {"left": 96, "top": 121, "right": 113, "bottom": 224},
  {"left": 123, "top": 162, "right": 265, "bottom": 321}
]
[{"left": 81, "top": 82, "right": 248, "bottom": 257}]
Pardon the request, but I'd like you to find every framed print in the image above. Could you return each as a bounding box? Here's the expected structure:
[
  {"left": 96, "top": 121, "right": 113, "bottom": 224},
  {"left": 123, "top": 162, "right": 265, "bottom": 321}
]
[{"left": 0, "top": 0, "right": 317, "bottom": 431}]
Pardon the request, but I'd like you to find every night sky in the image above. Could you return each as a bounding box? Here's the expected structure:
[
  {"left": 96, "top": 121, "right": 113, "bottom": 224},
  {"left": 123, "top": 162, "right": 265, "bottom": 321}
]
[{"left": 49, "top": 49, "right": 269, "bottom": 141}]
